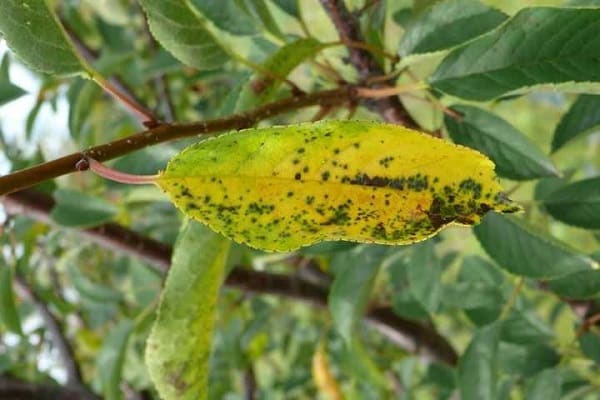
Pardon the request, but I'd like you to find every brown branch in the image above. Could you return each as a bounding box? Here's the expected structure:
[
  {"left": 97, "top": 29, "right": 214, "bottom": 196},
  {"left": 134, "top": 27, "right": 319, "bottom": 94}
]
[
  {"left": 4, "top": 189, "right": 458, "bottom": 366},
  {"left": 0, "top": 86, "right": 355, "bottom": 196},
  {"left": 0, "top": 376, "right": 98, "bottom": 400},
  {"left": 319, "top": 0, "right": 418, "bottom": 128}
]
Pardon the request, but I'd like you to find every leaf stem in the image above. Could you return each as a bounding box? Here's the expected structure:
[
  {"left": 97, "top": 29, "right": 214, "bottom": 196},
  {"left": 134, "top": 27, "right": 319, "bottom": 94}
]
[{"left": 86, "top": 158, "right": 158, "bottom": 185}]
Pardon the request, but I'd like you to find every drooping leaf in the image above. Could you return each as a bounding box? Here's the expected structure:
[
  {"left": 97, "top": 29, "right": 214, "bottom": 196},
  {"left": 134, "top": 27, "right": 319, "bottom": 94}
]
[
  {"left": 329, "top": 245, "right": 388, "bottom": 343},
  {"left": 445, "top": 105, "right": 558, "bottom": 180},
  {"left": 398, "top": 0, "right": 507, "bottom": 56},
  {"left": 97, "top": 320, "right": 133, "bottom": 400},
  {"left": 50, "top": 189, "right": 118, "bottom": 228},
  {"left": 543, "top": 177, "right": 600, "bottom": 229},
  {"left": 0, "top": 0, "right": 87, "bottom": 75},
  {"left": 0, "top": 266, "right": 23, "bottom": 336},
  {"left": 406, "top": 240, "right": 442, "bottom": 313},
  {"left": 552, "top": 95, "right": 600, "bottom": 152},
  {"left": 236, "top": 38, "right": 327, "bottom": 111},
  {"left": 546, "top": 269, "right": 600, "bottom": 299},
  {"left": 156, "top": 121, "right": 518, "bottom": 252},
  {"left": 525, "top": 368, "right": 561, "bottom": 400},
  {"left": 190, "top": 0, "right": 258, "bottom": 36},
  {"left": 458, "top": 322, "right": 500, "bottom": 400},
  {"left": 430, "top": 7, "right": 600, "bottom": 101},
  {"left": 0, "top": 54, "right": 26, "bottom": 107},
  {"left": 138, "top": 0, "right": 230, "bottom": 70},
  {"left": 474, "top": 213, "right": 596, "bottom": 279},
  {"left": 145, "top": 221, "right": 230, "bottom": 400}
]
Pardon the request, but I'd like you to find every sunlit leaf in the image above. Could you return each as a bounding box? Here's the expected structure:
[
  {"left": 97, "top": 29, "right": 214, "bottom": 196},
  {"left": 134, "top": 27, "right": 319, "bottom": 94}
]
[
  {"left": 156, "top": 121, "right": 517, "bottom": 252},
  {"left": 145, "top": 221, "right": 230, "bottom": 400}
]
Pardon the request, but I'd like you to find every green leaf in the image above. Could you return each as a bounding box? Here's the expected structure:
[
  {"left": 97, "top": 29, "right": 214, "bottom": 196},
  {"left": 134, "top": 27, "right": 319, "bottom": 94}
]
[
  {"left": 442, "top": 282, "right": 502, "bottom": 310},
  {"left": 543, "top": 177, "right": 600, "bottom": 229},
  {"left": 271, "top": 0, "right": 300, "bottom": 18},
  {"left": 97, "top": 320, "right": 133, "bottom": 400},
  {"left": 525, "top": 368, "right": 561, "bottom": 400},
  {"left": 546, "top": 269, "right": 600, "bottom": 299},
  {"left": 340, "top": 338, "right": 387, "bottom": 388},
  {"left": 501, "top": 310, "right": 554, "bottom": 345},
  {"left": 398, "top": 0, "right": 506, "bottom": 56},
  {"left": 445, "top": 105, "right": 558, "bottom": 180},
  {"left": 497, "top": 343, "right": 560, "bottom": 377},
  {"left": 190, "top": 0, "right": 258, "bottom": 36},
  {"left": 329, "top": 245, "right": 388, "bottom": 343},
  {"left": 157, "top": 121, "right": 518, "bottom": 252},
  {"left": 67, "top": 264, "right": 121, "bottom": 304},
  {"left": 458, "top": 322, "right": 500, "bottom": 400},
  {"left": 51, "top": 189, "right": 118, "bottom": 228},
  {"left": 0, "top": 54, "right": 26, "bottom": 107},
  {"left": 407, "top": 241, "right": 442, "bottom": 313},
  {"left": 0, "top": 0, "right": 86, "bottom": 75},
  {"left": 552, "top": 95, "right": 600, "bottom": 152},
  {"left": 235, "top": 38, "right": 326, "bottom": 111},
  {"left": 145, "top": 221, "right": 230, "bottom": 400},
  {"left": 0, "top": 266, "right": 23, "bottom": 335},
  {"left": 430, "top": 7, "right": 600, "bottom": 101},
  {"left": 578, "top": 332, "right": 600, "bottom": 367},
  {"left": 474, "top": 213, "right": 595, "bottom": 278},
  {"left": 138, "top": 0, "right": 230, "bottom": 70},
  {"left": 238, "top": 0, "right": 284, "bottom": 39}
]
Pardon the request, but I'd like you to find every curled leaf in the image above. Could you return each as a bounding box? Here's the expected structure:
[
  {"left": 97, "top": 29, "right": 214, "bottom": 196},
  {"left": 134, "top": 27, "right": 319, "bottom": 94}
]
[{"left": 156, "top": 120, "right": 517, "bottom": 251}]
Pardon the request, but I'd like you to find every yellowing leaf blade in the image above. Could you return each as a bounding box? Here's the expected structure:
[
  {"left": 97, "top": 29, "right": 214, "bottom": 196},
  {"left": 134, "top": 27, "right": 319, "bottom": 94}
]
[{"left": 157, "top": 121, "right": 517, "bottom": 252}]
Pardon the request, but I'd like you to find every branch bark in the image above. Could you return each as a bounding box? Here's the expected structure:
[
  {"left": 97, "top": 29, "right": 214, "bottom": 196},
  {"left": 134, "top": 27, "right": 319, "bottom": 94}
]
[
  {"left": 4, "top": 189, "right": 458, "bottom": 365},
  {"left": 319, "top": 0, "right": 419, "bottom": 128},
  {"left": 0, "top": 376, "right": 97, "bottom": 400}
]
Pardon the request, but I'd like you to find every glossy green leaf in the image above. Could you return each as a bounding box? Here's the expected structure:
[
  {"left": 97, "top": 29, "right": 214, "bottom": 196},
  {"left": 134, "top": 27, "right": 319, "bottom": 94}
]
[
  {"left": 474, "top": 213, "right": 595, "bottom": 278},
  {"left": 525, "top": 368, "right": 561, "bottom": 400},
  {"left": 552, "top": 95, "right": 600, "bottom": 152},
  {"left": 97, "top": 320, "right": 133, "bottom": 400},
  {"left": 445, "top": 105, "right": 558, "bottom": 180},
  {"left": 431, "top": 7, "right": 600, "bottom": 101},
  {"left": 578, "top": 332, "right": 600, "bottom": 367},
  {"left": 458, "top": 322, "right": 500, "bottom": 400},
  {"left": 398, "top": 0, "right": 506, "bottom": 56},
  {"left": 138, "top": 0, "right": 230, "bottom": 70},
  {"left": 546, "top": 269, "right": 600, "bottom": 299},
  {"left": 329, "top": 245, "right": 388, "bottom": 343},
  {"left": 407, "top": 241, "right": 441, "bottom": 313},
  {"left": 0, "top": 54, "right": 26, "bottom": 107},
  {"left": 543, "top": 177, "right": 600, "bottom": 229},
  {"left": 190, "top": 0, "right": 258, "bottom": 35},
  {"left": 0, "top": 0, "right": 86, "bottom": 75},
  {"left": 145, "top": 221, "right": 230, "bottom": 400},
  {"left": 157, "top": 121, "right": 518, "bottom": 252},
  {"left": 0, "top": 266, "right": 23, "bottom": 335},
  {"left": 236, "top": 38, "right": 326, "bottom": 112},
  {"left": 51, "top": 189, "right": 118, "bottom": 228}
]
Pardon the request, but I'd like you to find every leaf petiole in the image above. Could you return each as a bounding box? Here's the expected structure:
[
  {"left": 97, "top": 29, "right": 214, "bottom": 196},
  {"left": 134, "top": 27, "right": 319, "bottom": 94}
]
[{"left": 85, "top": 158, "right": 158, "bottom": 185}]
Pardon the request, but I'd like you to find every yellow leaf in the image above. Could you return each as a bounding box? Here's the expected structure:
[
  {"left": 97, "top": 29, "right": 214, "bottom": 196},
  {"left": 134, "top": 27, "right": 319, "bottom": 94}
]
[
  {"left": 156, "top": 120, "right": 518, "bottom": 251},
  {"left": 312, "top": 342, "right": 344, "bottom": 400}
]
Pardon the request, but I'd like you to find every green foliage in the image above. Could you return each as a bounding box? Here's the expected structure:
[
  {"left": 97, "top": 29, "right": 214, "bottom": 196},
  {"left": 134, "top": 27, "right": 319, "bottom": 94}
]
[{"left": 552, "top": 95, "right": 600, "bottom": 152}]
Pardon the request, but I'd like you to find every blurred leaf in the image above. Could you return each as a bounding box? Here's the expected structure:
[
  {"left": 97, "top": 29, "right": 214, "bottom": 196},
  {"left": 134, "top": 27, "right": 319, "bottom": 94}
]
[
  {"left": 421, "top": 363, "right": 456, "bottom": 395},
  {"left": 445, "top": 105, "right": 558, "bottom": 180},
  {"left": 566, "top": 0, "right": 600, "bottom": 5},
  {"left": 501, "top": 310, "right": 554, "bottom": 345},
  {"left": 190, "top": 0, "right": 258, "bottom": 35},
  {"left": 474, "top": 213, "right": 595, "bottom": 278},
  {"left": 407, "top": 241, "right": 442, "bottom": 313},
  {"left": 67, "top": 264, "right": 122, "bottom": 304},
  {"left": 145, "top": 221, "right": 230, "bottom": 400},
  {"left": 271, "top": 0, "right": 300, "bottom": 18},
  {"left": 51, "top": 189, "right": 118, "bottom": 228},
  {"left": 25, "top": 97, "right": 43, "bottom": 139},
  {"left": 0, "top": 266, "right": 23, "bottom": 335},
  {"left": 497, "top": 342, "right": 560, "bottom": 377},
  {"left": 458, "top": 322, "right": 500, "bottom": 400},
  {"left": 97, "top": 320, "right": 133, "bottom": 400},
  {"left": 68, "top": 79, "right": 101, "bottom": 140},
  {"left": 431, "top": 8, "right": 600, "bottom": 101},
  {"left": 157, "top": 121, "right": 517, "bottom": 252},
  {"left": 442, "top": 282, "right": 502, "bottom": 310},
  {"left": 546, "top": 269, "right": 600, "bottom": 299},
  {"left": 238, "top": 0, "right": 284, "bottom": 39},
  {"left": 329, "top": 245, "right": 388, "bottom": 343},
  {"left": 81, "top": 0, "right": 130, "bottom": 26},
  {"left": 312, "top": 342, "right": 344, "bottom": 400},
  {"left": 0, "top": 0, "right": 86, "bottom": 75},
  {"left": 552, "top": 95, "right": 600, "bottom": 152},
  {"left": 340, "top": 338, "right": 386, "bottom": 388},
  {"left": 299, "top": 241, "right": 357, "bottom": 255},
  {"left": 578, "top": 332, "right": 600, "bottom": 367},
  {"left": 236, "top": 38, "right": 326, "bottom": 111},
  {"left": 399, "top": 0, "right": 506, "bottom": 56},
  {"left": 138, "top": 0, "right": 230, "bottom": 70},
  {"left": 525, "top": 368, "right": 561, "bottom": 400},
  {"left": 0, "top": 54, "right": 26, "bottom": 107},
  {"left": 543, "top": 177, "right": 600, "bottom": 229}
]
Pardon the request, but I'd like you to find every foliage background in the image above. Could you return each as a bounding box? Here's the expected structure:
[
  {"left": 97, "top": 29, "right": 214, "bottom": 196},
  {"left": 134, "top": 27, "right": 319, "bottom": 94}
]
[{"left": 1, "top": 0, "right": 600, "bottom": 399}]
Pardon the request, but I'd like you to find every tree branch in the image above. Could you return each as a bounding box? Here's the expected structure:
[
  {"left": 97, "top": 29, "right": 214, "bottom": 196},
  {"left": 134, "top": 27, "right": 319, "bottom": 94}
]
[
  {"left": 0, "top": 376, "right": 97, "bottom": 400},
  {"left": 319, "top": 0, "right": 419, "bottom": 128},
  {"left": 4, "top": 189, "right": 458, "bottom": 366},
  {"left": 0, "top": 86, "right": 355, "bottom": 196}
]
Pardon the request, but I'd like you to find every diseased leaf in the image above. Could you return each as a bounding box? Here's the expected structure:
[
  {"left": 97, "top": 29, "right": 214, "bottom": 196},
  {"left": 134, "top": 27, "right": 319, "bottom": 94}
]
[
  {"left": 329, "top": 245, "right": 388, "bottom": 343},
  {"left": 547, "top": 269, "right": 600, "bottom": 299},
  {"left": 474, "top": 213, "right": 596, "bottom": 278},
  {"left": 0, "top": 266, "right": 23, "bottom": 336},
  {"left": 552, "top": 95, "right": 600, "bottom": 152},
  {"left": 157, "top": 121, "right": 517, "bottom": 252},
  {"left": 445, "top": 105, "right": 558, "bottom": 180},
  {"left": 138, "top": 0, "right": 230, "bottom": 70},
  {"left": 399, "top": 0, "right": 507, "bottom": 56},
  {"left": 51, "top": 189, "right": 118, "bottom": 228},
  {"left": 0, "top": 0, "right": 86, "bottom": 75},
  {"left": 543, "top": 177, "right": 600, "bottom": 229},
  {"left": 458, "top": 322, "right": 500, "bottom": 400},
  {"left": 145, "top": 221, "right": 230, "bottom": 400},
  {"left": 97, "top": 320, "right": 133, "bottom": 400},
  {"left": 431, "top": 7, "right": 600, "bottom": 101},
  {"left": 236, "top": 38, "right": 326, "bottom": 111}
]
